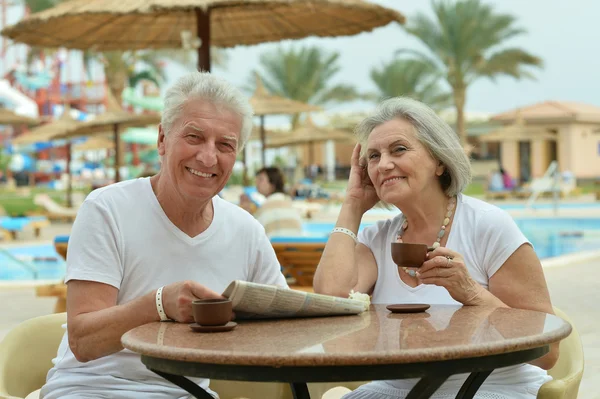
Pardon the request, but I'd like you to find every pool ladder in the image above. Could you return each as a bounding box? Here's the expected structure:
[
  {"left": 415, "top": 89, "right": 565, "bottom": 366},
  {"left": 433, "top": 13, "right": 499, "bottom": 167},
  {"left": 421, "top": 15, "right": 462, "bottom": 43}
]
[{"left": 0, "top": 248, "right": 39, "bottom": 279}]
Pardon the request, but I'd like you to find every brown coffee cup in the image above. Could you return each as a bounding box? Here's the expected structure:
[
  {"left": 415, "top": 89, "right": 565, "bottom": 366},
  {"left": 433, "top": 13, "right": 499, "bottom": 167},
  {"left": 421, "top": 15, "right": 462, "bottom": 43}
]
[
  {"left": 391, "top": 242, "right": 430, "bottom": 268},
  {"left": 192, "top": 299, "right": 232, "bottom": 326}
]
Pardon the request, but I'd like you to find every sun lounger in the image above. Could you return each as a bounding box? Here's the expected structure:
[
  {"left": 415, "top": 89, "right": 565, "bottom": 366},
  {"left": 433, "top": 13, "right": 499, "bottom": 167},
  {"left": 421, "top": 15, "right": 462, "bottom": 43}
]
[
  {"left": 484, "top": 189, "right": 514, "bottom": 200},
  {"left": 33, "top": 194, "right": 79, "bottom": 221},
  {"left": 0, "top": 216, "right": 50, "bottom": 239}
]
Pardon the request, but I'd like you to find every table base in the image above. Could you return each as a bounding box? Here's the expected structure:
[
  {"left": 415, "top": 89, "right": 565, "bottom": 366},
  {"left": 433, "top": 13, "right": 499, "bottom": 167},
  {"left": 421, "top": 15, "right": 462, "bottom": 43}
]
[{"left": 145, "top": 346, "right": 547, "bottom": 399}]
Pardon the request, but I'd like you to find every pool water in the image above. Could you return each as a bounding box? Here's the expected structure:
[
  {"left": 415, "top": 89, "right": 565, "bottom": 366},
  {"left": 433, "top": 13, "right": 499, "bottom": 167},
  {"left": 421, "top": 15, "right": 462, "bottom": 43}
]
[
  {"left": 301, "top": 218, "right": 600, "bottom": 259},
  {"left": 498, "top": 203, "right": 600, "bottom": 211},
  {"left": 1, "top": 216, "right": 599, "bottom": 281},
  {"left": 0, "top": 244, "right": 65, "bottom": 281},
  {"left": 515, "top": 218, "right": 600, "bottom": 258}
]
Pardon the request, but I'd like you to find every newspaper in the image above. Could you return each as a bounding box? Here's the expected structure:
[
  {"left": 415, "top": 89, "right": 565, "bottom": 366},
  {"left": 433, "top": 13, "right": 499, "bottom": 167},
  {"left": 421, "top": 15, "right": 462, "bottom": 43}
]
[{"left": 222, "top": 280, "right": 368, "bottom": 319}]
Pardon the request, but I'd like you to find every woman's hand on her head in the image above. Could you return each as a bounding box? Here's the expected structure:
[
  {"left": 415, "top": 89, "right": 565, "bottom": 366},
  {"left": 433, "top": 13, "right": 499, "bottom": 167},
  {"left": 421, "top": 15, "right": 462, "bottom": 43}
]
[
  {"left": 345, "top": 143, "right": 380, "bottom": 214},
  {"left": 416, "top": 248, "right": 486, "bottom": 306},
  {"left": 162, "top": 281, "right": 224, "bottom": 323}
]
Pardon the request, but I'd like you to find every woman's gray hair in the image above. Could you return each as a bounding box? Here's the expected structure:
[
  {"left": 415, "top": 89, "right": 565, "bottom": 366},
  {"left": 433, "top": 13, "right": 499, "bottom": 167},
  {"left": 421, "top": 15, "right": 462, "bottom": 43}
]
[
  {"left": 161, "top": 71, "right": 253, "bottom": 153},
  {"left": 355, "top": 97, "right": 471, "bottom": 196}
]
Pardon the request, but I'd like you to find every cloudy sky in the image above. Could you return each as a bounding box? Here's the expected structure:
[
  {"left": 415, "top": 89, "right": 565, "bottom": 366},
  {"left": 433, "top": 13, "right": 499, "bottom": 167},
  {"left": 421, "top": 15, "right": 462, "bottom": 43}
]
[
  {"left": 167, "top": 0, "right": 599, "bottom": 117},
  {"left": 3, "top": 0, "right": 598, "bottom": 118}
]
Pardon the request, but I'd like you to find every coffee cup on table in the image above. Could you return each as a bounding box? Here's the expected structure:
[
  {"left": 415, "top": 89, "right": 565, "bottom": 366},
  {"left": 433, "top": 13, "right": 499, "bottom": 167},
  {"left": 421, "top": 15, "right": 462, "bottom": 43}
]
[
  {"left": 391, "top": 243, "right": 431, "bottom": 268},
  {"left": 192, "top": 299, "right": 232, "bottom": 326}
]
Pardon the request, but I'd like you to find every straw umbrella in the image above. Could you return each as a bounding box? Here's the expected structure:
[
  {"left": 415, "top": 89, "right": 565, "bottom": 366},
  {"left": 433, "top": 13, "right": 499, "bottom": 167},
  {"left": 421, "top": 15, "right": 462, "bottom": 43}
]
[
  {"left": 249, "top": 74, "right": 321, "bottom": 166},
  {"left": 11, "top": 106, "right": 107, "bottom": 206},
  {"left": 1, "top": 0, "right": 405, "bottom": 71},
  {"left": 11, "top": 106, "right": 98, "bottom": 146},
  {"left": 74, "top": 135, "right": 115, "bottom": 151},
  {"left": 0, "top": 108, "right": 39, "bottom": 126},
  {"left": 479, "top": 112, "right": 556, "bottom": 142},
  {"left": 54, "top": 90, "right": 161, "bottom": 182},
  {"left": 265, "top": 117, "right": 354, "bottom": 166}
]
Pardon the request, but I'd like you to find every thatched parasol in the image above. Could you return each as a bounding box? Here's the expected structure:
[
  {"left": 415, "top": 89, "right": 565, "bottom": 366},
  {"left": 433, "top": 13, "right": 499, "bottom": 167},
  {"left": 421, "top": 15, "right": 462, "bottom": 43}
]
[
  {"left": 1, "top": 0, "right": 405, "bottom": 71},
  {"left": 11, "top": 106, "right": 99, "bottom": 145},
  {"left": 266, "top": 116, "right": 354, "bottom": 165},
  {"left": 249, "top": 74, "right": 321, "bottom": 166},
  {"left": 11, "top": 106, "right": 105, "bottom": 207},
  {"left": 75, "top": 135, "right": 115, "bottom": 151},
  {"left": 0, "top": 108, "right": 40, "bottom": 126},
  {"left": 54, "top": 89, "right": 161, "bottom": 182},
  {"left": 479, "top": 111, "right": 557, "bottom": 143}
]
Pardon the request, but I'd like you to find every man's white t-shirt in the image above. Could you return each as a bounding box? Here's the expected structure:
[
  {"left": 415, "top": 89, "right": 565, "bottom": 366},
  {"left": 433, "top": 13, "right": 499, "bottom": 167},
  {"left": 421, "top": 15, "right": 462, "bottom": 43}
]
[
  {"left": 349, "top": 194, "right": 551, "bottom": 399},
  {"left": 41, "top": 178, "right": 287, "bottom": 399}
]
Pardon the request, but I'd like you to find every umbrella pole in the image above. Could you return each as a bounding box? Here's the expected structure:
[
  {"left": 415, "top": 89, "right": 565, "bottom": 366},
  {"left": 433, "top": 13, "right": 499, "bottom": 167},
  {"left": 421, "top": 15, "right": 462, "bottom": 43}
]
[
  {"left": 309, "top": 141, "right": 314, "bottom": 171},
  {"left": 195, "top": 8, "right": 211, "bottom": 72},
  {"left": 260, "top": 115, "right": 266, "bottom": 166},
  {"left": 114, "top": 124, "right": 121, "bottom": 182},
  {"left": 66, "top": 142, "right": 73, "bottom": 208},
  {"left": 242, "top": 146, "right": 249, "bottom": 186}
]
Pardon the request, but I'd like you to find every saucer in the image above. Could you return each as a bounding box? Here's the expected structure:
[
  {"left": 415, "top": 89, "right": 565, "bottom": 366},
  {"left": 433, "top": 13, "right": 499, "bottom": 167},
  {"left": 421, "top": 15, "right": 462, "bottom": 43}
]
[
  {"left": 189, "top": 321, "right": 237, "bottom": 333},
  {"left": 386, "top": 304, "right": 430, "bottom": 313}
]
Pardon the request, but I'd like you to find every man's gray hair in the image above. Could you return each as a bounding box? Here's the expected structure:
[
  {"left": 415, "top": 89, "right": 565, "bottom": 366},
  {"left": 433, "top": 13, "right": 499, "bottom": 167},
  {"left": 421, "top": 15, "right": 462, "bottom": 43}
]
[
  {"left": 355, "top": 97, "right": 471, "bottom": 196},
  {"left": 161, "top": 72, "right": 253, "bottom": 152}
]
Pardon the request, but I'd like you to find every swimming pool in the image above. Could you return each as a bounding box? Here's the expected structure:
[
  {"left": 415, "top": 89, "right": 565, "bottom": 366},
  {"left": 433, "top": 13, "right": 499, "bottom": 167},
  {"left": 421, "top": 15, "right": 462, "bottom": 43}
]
[
  {"left": 0, "top": 244, "right": 65, "bottom": 282},
  {"left": 498, "top": 202, "right": 600, "bottom": 211},
  {"left": 515, "top": 218, "right": 600, "bottom": 258},
  {"left": 297, "top": 217, "right": 600, "bottom": 259},
  {"left": 1, "top": 216, "right": 599, "bottom": 282}
]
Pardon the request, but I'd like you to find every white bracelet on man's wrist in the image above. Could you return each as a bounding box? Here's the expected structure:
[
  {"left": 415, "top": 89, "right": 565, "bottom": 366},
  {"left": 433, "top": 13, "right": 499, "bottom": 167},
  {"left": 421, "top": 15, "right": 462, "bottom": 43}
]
[
  {"left": 331, "top": 227, "right": 358, "bottom": 243},
  {"left": 155, "top": 286, "right": 171, "bottom": 322}
]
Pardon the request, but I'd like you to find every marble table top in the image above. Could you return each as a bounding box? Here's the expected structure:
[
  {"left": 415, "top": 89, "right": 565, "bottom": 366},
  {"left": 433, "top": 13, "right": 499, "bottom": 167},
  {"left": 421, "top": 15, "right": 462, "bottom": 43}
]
[{"left": 121, "top": 304, "right": 571, "bottom": 368}]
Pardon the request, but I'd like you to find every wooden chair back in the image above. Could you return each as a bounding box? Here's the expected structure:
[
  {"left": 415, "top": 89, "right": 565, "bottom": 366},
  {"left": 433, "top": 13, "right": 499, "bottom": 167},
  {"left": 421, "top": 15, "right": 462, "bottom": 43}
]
[{"left": 272, "top": 243, "right": 325, "bottom": 287}]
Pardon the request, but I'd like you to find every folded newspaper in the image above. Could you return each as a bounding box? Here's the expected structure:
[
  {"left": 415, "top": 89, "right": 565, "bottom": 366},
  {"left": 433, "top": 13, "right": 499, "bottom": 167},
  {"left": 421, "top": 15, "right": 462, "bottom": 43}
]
[{"left": 222, "top": 280, "right": 368, "bottom": 319}]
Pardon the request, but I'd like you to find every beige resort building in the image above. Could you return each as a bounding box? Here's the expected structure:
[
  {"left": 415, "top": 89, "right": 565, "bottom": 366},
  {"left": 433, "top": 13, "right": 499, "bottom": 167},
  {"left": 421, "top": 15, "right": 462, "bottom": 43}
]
[{"left": 480, "top": 101, "right": 600, "bottom": 182}]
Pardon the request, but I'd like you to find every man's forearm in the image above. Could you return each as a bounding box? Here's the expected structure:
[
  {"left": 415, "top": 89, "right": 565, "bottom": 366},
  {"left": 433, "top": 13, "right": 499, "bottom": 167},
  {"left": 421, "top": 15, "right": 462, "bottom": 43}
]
[{"left": 68, "top": 290, "right": 159, "bottom": 362}]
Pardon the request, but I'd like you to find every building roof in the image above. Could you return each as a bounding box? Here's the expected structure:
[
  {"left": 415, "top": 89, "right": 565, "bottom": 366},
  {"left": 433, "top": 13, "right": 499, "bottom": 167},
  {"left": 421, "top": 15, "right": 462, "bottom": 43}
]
[{"left": 492, "top": 101, "right": 600, "bottom": 124}]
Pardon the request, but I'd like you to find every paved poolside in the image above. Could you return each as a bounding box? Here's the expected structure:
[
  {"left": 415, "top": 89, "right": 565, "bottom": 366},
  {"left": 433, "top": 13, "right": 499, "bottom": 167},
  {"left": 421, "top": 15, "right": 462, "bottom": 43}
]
[
  {"left": 0, "top": 254, "right": 598, "bottom": 398},
  {"left": 544, "top": 256, "right": 600, "bottom": 399}
]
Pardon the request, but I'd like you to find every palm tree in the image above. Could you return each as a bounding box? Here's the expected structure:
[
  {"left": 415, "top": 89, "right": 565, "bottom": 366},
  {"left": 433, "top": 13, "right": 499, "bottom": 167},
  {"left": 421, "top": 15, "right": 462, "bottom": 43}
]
[
  {"left": 91, "top": 51, "right": 165, "bottom": 104},
  {"left": 369, "top": 58, "right": 451, "bottom": 111},
  {"left": 400, "top": 0, "right": 542, "bottom": 144},
  {"left": 254, "top": 45, "right": 359, "bottom": 128}
]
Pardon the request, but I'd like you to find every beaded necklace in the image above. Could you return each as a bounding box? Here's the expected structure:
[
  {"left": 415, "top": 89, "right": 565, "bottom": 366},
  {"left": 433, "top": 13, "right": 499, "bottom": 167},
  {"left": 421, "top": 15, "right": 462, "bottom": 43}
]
[{"left": 396, "top": 196, "right": 456, "bottom": 277}]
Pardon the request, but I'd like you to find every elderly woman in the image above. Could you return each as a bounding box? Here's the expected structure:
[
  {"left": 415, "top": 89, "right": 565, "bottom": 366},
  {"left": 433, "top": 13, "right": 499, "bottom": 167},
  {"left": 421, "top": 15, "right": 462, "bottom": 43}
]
[{"left": 313, "top": 98, "right": 558, "bottom": 399}]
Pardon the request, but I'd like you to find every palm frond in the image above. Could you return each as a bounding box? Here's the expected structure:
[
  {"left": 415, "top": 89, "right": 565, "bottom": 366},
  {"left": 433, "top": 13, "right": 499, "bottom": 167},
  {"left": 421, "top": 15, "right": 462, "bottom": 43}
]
[
  {"left": 128, "top": 70, "right": 161, "bottom": 89},
  {"left": 313, "top": 84, "right": 361, "bottom": 104},
  {"left": 478, "top": 48, "right": 543, "bottom": 80},
  {"left": 21, "top": 0, "right": 63, "bottom": 13},
  {"left": 255, "top": 45, "right": 357, "bottom": 106},
  {"left": 398, "top": 0, "right": 543, "bottom": 142},
  {"left": 370, "top": 58, "right": 450, "bottom": 110}
]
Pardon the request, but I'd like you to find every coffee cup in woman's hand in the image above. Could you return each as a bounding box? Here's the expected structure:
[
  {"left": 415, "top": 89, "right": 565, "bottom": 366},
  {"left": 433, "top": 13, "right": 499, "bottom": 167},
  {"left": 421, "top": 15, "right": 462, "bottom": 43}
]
[{"left": 391, "top": 243, "right": 432, "bottom": 268}]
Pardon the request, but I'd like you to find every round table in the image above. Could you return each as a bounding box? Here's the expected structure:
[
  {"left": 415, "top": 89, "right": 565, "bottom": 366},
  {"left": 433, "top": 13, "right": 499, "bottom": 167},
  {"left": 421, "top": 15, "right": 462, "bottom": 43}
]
[{"left": 122, "top": 304, "right": 571, "bottom": 399}]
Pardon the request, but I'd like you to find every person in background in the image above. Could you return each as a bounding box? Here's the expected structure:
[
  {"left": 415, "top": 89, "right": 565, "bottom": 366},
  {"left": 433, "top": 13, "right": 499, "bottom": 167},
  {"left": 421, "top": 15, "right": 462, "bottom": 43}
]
[
  {"left": 487, "top": 168, "right": 505, "bottom": 191},
  {"left": 500, "top": 167, "right": 515, "bottom": 190},
  {"left": 241, "top": 167, "right": 304, "bottom": 237}
]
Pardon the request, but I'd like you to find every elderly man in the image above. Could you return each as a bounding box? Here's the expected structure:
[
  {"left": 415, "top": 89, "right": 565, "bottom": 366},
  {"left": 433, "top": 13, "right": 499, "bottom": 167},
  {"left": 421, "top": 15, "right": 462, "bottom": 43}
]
[{"left": 41, "top": 72, "right": 287, "bottom": 398}]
